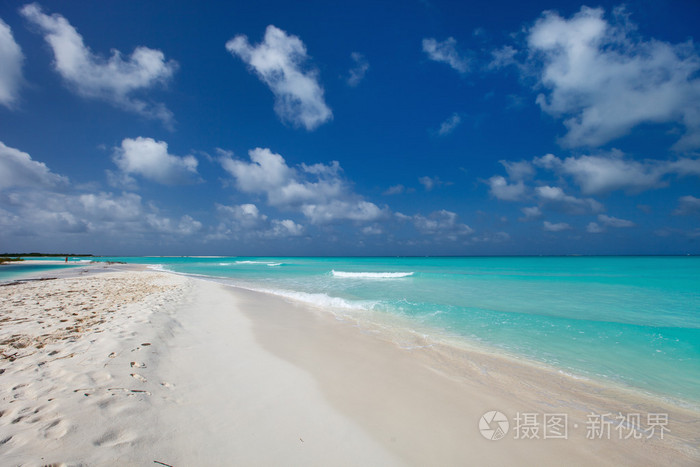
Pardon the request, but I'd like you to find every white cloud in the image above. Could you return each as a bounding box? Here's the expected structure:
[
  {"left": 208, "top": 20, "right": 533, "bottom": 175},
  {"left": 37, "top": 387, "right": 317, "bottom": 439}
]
[
  {"left": 500, "top": 160, "right": 534, "bottom": 181},
  {"left": 362, "top": 225, "right": 383, "bottom": 235},
  {"left": 598, "top": 214, "right": 635, "bottom": 228},
  {"left": 0, "top": 140, "right": 67, "bottom": 189},
  {"left": 20, "top": 3, "right": 177, "bottom": 126},
  {"left": 0, "top": 143, "right": 202, "bottom": 249},
  {"left": 0, "top": 18, "right": 24, "bottom": 108},
  {"left": 412, "top": 210, "right": 474, "bottom": 239},
  {"left": 79, "top": 192, "right": 143, "bottom": 221},
  {"left": 301, "top": 200, "right": 382, "bottom": 224},
  {"left": 422, "top": 37, "right": 470, "bottom": 73},
  {"left": 472, "top": 231, "right": 511, "bottom": 243},
  {"left": 113, "top": 137, "right": 199, "bottom": 185},
  {"left": 419, "top": 175, "right": 449, "bottom": 192},
  {"left": 383, "top": 184, "right": 405, "bottom": 195},
  {"left": 543, "top": 221, "right": 572, "bottom": 232},
  {"left": 215, "top": 203, "right": 303, "bottom": 239},
  {"left": 437, "top": 113, "right": 461, "bottom": 136},
  {"left": 520, "top": 206, "right": 542, "bottom": 221},
  {"left": 586, "top": 222, "right": 603, "bottom": 233},
  {"left": 673, "top": 195, "right": 700, "bottom": 216},
  {"left": 269, "top": 219, "right": 304, "bottom": 237},
  {"left": 525, "top": 6, "right": 700, "bottom": 149},
  {"left": 226, "top": 25, "right": 332, "bottom": 130},
  {"left": 488, "top": 45, "right": 517, "bottom": 69},
  {"left": 217, "top": 203, "right": 266, "bottom": 230},
  {"left": 534, "top": 152, "right": 700, "bottom": 195},
  {"left": 347, "top": 52, "right": 369, "bottom": 87},
  {"left": 535, "top": 185, "right": 603, "bottom": 214},
  {"left": 220, "top": 147, "right": 385, "bottom": 224},
  {"left": 145, "top": 213, "right": 203, "bottom": 236},
  {"left": 487, "top": 175, "right": 526, "bottom": 201}
]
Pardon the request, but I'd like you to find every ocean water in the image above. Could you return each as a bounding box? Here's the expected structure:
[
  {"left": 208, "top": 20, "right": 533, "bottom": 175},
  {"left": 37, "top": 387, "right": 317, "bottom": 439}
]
[
  {"left": 29, "top": 256, "right": 700, "bottom": 405},
  {"left": 0, "top": 262, "right": 82, "bottom": 282}
]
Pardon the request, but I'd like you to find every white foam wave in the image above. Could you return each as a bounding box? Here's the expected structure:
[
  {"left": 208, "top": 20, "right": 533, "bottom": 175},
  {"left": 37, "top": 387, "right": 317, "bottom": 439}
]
[
  {"left": 331, "top": 270, "right": 414, "bottom": 279},
  {"left": 229, "top": 260, "right": 284, "bottom": 267},
  {"left": 233, "top": 284, "right": 378, "bottom": 312},
  {"left": 147, "top": 264, "right": 167, "bottom": 271}
]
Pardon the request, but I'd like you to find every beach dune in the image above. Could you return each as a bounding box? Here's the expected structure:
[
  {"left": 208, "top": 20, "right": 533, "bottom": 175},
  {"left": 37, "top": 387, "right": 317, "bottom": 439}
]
[{"left": 1, "top": 267, "right": 698, "bottom": 465}]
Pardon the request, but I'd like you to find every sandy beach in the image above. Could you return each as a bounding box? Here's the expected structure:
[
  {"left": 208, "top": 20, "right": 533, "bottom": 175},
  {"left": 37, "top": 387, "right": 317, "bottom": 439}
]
[{"left": 1, "top": 266, "right": 699, "bottom": 466}]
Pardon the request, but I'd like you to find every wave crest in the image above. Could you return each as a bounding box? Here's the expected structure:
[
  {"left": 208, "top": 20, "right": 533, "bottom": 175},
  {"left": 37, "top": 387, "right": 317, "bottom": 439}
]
[{"left": 331, "top": 270, "right": 414, "bottom": 279}]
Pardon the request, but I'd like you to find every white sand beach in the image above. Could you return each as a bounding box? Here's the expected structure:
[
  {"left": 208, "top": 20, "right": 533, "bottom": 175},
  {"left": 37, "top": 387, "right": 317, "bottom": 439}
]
[{"left": 1, "top": 266, "right": 699, "bottom": 466}]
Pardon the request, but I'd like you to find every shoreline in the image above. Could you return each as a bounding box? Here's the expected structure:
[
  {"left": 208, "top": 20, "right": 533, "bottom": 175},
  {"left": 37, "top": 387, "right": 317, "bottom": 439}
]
[
  {"left": 1, "top": 267, "right": 698, "bottom": 464},
  {"left": 191, "top": 272, "right": 700, "bottom": 412}
]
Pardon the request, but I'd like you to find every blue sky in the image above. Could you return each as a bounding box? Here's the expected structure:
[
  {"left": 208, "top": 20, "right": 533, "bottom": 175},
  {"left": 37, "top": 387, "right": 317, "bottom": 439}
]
[{"left": 1, "top": 0, "right": 699, "bottom": 255}]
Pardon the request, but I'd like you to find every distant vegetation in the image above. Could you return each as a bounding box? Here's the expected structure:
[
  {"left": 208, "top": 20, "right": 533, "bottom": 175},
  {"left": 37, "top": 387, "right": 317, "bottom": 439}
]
[
  {"left": 0, "top": 253, "right": 93, "bottom": 265},
  {"left": 1, "top": 253, "right": 93, "bottom": 257},
  {"left": 0, "top": 257, "right": 23, "bottom": 264}
]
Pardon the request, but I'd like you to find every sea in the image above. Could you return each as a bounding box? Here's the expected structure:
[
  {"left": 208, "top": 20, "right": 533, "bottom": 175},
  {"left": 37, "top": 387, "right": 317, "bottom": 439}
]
[{"left": 10, "top": 255, "right": 700, "bottom": 407}]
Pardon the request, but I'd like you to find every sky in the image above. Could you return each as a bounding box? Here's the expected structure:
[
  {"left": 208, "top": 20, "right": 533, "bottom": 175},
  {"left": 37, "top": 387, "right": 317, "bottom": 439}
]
[{"left": 0, "top": 0, "right": 699, "bottom": 256}]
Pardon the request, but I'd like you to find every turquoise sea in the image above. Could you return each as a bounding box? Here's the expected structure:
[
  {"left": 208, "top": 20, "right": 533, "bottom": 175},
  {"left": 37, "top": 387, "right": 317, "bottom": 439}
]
[
  {"left": 0, "top": 262, "right": 82, "bottom": 281},
  {"left": 16, "top": 256, "right": 700, "bottom": 406}
]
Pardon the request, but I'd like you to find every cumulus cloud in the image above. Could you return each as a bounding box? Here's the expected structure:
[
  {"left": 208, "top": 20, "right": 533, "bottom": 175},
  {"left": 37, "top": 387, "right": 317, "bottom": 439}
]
[
  {"left": 436, "top": 113, "right": 461, "bottom": 136},
  {"left": 586, "top": 222, "right": 603, "bottom": 233},
  {"left": 0, "top": 142, "right": 203, "bottom": 251},
  {"left": 1, "top": 173, "right": 200, "bottom": 244},
  {"left": 20, "top": 3, "right": 177, "bottom": 126},
  {"left": 520, "top": 206, "right": 542, "bottom": 221},
  {"left": 418, "top": 175, "right": 449, "bottom": 191},
  {"left": 220, "top": 147, "right": 385, "bottom": 224},
  {"left": 383, "top": 184, "right": 406, "bottom": 195},
  {"left": 585, "top": 214, "right": 634, "bottom": 233},
  {"left": 226, "top": 25, "right": 332, "bottom": 130},
  {"left": 112, "top": 137, "right": 199, "bottom": 185},
  {"left": 535, "top": 185, "right": 603, "bottom": 214},
  {"left": 0, "top": 140, "right": 67, "bottom": 189},
  {"left": 411, "top": 209, "right": 474, "bottom": 240},
  {"left": 347, "top": 52, "right": 369, "bottom": 87},
  {"left": 598, "top": 214, "right": 635, "bottom": 228},
  {"left": 500, "top": 160, "right": 535, "bottom": 181},
  {"left": 534, "top": 152, "right": 700, "bottom": 195},
  {"left": 214, "top": 203, "right": 303, "bottom": 240},
  {"left": 525, "top": 6, "right": 700, "bottom": 149},
  {"left": 543, "top": 221, "right": 572, "bottom": 232},
  {"left": 0, "top": 18, "right": 24, "bottom": 108},
  {"left": 488, "top": 45, "right": 517, "bottom": 70},
  {"left": 673, "top": 195, "right": 700, "bottom": 216},
  {"left": 486, "top": 175, "right": 526, "bottom": 201},
  {"left": 422, "top": 37, "right": 470, "bottom": 73}
]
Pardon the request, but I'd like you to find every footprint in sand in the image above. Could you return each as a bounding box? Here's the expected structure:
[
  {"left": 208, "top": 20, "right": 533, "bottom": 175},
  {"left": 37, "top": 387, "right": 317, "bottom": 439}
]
[
  {"left": 130, "top": 373, "right": 147, "bottom": 383},
  {"left": 130, "top": 361, "right": 146, "bottom": 368},
  {"left": 42, "top": 418, "right": 68, "bottom": 439},
  {"left": 93, "top": 429, "right": 136, "bottom": 447}
]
